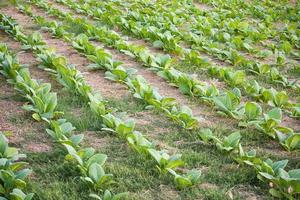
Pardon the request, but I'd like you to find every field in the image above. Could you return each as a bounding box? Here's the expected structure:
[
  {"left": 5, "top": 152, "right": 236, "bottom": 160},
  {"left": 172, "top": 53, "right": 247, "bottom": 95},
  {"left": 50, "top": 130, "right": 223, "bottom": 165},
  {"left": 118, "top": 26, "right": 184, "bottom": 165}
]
[{"left": 0, "top": 0, "right": 299, "bottom": 199}]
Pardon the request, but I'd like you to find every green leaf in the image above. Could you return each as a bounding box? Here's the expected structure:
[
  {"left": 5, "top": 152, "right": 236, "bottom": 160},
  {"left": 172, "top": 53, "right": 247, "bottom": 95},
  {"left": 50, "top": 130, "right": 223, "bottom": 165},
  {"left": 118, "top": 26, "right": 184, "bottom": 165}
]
[
  {"left": 244, "top": 102, "right": 262, "bottom": 121},
  {"left": 32, "top": 113, "right": 41, "bottom": 121},
  {"left": 88, "top": 163, "right": 104, "bottom": 183},
  {"left": 88, "top": 193, "right": 101, "bottom": 200},
  {"left": 285, "top": 134, "right": 300, "bottom": 151},
  {"left": 269, "top": 188, "right": 283, "bottom": 197},
  {"left": 70, "top": 134, "right": 84, "bottom": 146},
  {"left": 198, "top": 128, "right": 213, "bottom": 143},
  {"left": 86, "top": 153, "right": 107, "bottom": 168},
  {"left": 0, "top": 134, "right": 8, "bottom": 155},
  {"left": 267, "top": 108, "right": 282, "bottom": 120}
]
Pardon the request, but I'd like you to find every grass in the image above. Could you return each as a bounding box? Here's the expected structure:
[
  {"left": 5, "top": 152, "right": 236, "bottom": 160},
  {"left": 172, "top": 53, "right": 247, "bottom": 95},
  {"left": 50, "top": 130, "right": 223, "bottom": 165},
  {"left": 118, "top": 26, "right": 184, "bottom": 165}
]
[
  {"left": 105, "top": 95, "right": 146, "bottom": 114},
  {"left": 27, "top": 150, "right": 91, "bottom": 200}
]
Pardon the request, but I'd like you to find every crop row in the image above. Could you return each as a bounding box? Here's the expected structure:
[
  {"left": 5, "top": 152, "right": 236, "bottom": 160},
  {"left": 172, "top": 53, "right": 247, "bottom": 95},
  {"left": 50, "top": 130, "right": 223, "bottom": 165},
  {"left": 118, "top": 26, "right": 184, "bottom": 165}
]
[
  {"left": 0, "top": 129, "right": 33, "bottom": 199},
  {"left": 69, "top": 0, "right": 299, "bottom": 91},
  {"left": 52, "top": 0, "right": 300, "bottom": 117},
  {"left": 15, "top": 2, "right": 300, "bottom": 197},
  {"left": 197, "top": 0, "right": 300, "bottom": 23},
  {"left": 0, "top": 24, "right": 129, "bottom": 199},
  {"left": 0, "top": 12, "right": 203, "bottom": 190},
  {"left": 2, "top": 3, "right": 300, "bottom": 199},
  {"left": 24, "top": 1, "right": 202, "bottom": 131},
  {"left": 22, "top": 0, "right": 300, "bottom": 152},
  {"left": 195, "top": 0, "right": 300, "bottom": 49},
  {"left": 91, "top": 0, "right": 298, "bottom": 63}
]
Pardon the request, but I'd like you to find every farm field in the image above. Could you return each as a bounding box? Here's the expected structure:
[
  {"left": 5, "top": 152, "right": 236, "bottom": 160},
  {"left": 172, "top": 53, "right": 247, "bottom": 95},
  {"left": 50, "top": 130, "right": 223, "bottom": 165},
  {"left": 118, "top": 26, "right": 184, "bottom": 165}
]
[{"left": 0, "top": 0, "right": 299, "bottom": 199}]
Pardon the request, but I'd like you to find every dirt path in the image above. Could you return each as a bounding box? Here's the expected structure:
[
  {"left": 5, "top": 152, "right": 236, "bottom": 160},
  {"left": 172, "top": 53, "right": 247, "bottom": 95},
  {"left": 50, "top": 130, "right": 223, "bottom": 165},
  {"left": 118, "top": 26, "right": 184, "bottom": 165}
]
[{"left": 194, "top": 2, "right": 213, "bottom": 11}]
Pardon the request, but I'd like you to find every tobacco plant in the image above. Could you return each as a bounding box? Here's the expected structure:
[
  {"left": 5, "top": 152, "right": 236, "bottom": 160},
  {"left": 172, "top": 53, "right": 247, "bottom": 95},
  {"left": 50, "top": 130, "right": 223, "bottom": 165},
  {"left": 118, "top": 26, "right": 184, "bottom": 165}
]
[
  {"left": 148, "top": 149, "right": 184, "bottom": 173},
  {"left": 167, "top": 169, "right": 201, "bottom": 189},
  {"left": 0, "top": 133, "right": 33, "bottom": 200},
  {"left": 213, "top": 88, "right": 242, "bottom": 119}
]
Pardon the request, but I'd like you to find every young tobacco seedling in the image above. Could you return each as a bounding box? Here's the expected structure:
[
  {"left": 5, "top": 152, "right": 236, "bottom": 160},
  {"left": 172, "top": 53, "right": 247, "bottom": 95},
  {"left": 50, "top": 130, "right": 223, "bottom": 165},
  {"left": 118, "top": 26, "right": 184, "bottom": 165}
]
[
  {"left": 22, "top": 32, "right": 46, "bottom": 52},
  {"left": 87, "top": 47, "right": 122, "bottom": 71},
  {"left": 22, "top": 82, "right": 63, "bottom": 122},
  {"left": 244, "top": 80, "right": 263, "bottom": 100},
  {"left": 88, "top": 93, "right": 107, "bottom": 117},
  {"left": 238, "top": 102, "right": 262, "bottom": 127},
  {"left": 63, "top": 144, "right": 113, "bottom": 189},
  {"left": 0, "top": 133, "right": 34, "bottom": 200},
  {"left": 89, "top": 190, "right": 128, "bottom": 200},
  {"left": 46, "top": 119, "right": 81, "bottom": 147},
  {"left": 54, "top": 57, "right": 92, "bottom": 100},
  {"left": 255, "top": 159, "right": 300, "bottom": 199},
  {"left": 290, "top": 104, "right": 300, "bottom": 118},
  {"left": 270, "top": 68, "right": 297, "bottom": 88},
  {"left": 167, "top": 169, "right": 201, "bottom": 189},
  {"left": 248, "top": 63, "right": 270, "bottom": 75},
  {"left": 104, "top": 66, "right": 136, "bottom": 83},
  {"left": 127, "top": 75, "right": 176, "bottom": 112},
  {"left": 101, "top": 114, "right": 135, "bottom": 137},
  {"left": 0, "top": 44, "right": 23, "bottom": 81},
  {"left": 219, "top": 68, "right": 246, "bottom": 87},
  {"left": 212, "top": 132, "right": 242, "bottom": 153},
  {"left": 213, "top": 88, "right": 242, "bottom": 119},
  {"left": 198, "top": 128, "right": 214, "bottom": 143},
  {"left": 177, "top": 74, "right": 200, "bottom": 96},
  {"left": 166, "top": 105, "right": 200, "bottom": 130},
  {"left": 152, "top": 54, "right": 174, "bottom": 71},
  {"left": 127, "top": 131, "right": 154, "bottom": 156},
  {"left": 147, "top": 149, "right": 184, "bottom": 173},
  {"left": 13, "top": 69, "right": 63, "bottom": 122},
  {"left": 256, "top": 108, "right": 293, "bottom": 138},
  {"left": 235, "top": 145, "right": 259, "bottom": 166},
  {"left": 72, "top": 33, "right": 95, "bottom": 55},
  {"left": 276, "top": 132, "right": 300, "bottom": 151}
]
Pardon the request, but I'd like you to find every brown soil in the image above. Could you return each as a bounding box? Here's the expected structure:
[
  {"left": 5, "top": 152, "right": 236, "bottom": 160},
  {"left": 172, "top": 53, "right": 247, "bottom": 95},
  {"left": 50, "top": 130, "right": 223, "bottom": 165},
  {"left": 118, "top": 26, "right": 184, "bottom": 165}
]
[
  {"left": 131, "top": 110, "right": 155, "bottom": 127},
  {"left": 0, "top": 98, "right": 23, "bottom": 136},
  {"left": 81, "top": 131, "right": 111, "bottom": 150},
  {"left": 48, "top": 0, "right": 73, "bottom": 13},
  {"left": 24, "top": 142, "right": 52, "bottom": 152},
  {"left": 158, "top": 185, "right": 180, "bottom": 200},
  {"left": 281, "top": 114, "right": 300, "bottom": 132},
  {"left": 257, "top": 139, "right": 300, "bottom": 159},
  {"left": 233, "top": 185, "right": 264, "bottom": 200},
  {"left": 194, "top": 2, "right": 213, "bottom": 11},
  {"left": 199, "top": 182, "right": 218, "bottom": 190}
]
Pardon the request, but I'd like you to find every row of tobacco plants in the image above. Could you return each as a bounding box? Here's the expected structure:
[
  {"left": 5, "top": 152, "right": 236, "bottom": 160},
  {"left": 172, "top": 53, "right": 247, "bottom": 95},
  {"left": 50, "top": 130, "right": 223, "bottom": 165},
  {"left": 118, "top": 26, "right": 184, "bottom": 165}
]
[{"left": 23, "top": 0, "right": 300, "bottom": 152}]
